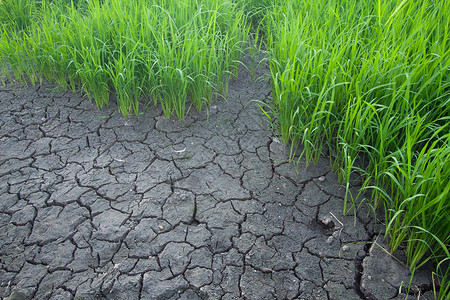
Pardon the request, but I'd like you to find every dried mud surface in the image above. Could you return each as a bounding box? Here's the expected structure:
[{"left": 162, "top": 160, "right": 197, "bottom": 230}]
[{"left": 0, "top": 63, "right": 435, "bottom": 299}]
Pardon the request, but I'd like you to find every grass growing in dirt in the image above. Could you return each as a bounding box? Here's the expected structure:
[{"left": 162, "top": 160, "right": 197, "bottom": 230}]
[
  {"left": 0, "top": 0, "right": 249, "bottom": 119},
  {"left": 1, "top": 0, "right": 449, "bottom": 297},
  {"left": 263, "top": 0, "right": 449, "bottom": 296}
]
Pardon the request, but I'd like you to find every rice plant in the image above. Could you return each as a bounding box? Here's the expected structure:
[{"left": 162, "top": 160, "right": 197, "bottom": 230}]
[
  {"left": 0, "top": 0, "right": 35, "bottom": 32},
  {"left": 0, "top": 0, "right": 249, "bottom": 119},
  {"left": 264, "top": 0, "right": 450, "bottom": 297},
  {"left": 233, "top": 0, "right": 272, "bottom": 27}
]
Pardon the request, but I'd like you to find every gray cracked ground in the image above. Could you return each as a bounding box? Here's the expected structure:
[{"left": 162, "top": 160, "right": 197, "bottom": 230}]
[{"left": 0, "top": 62, "right": 436, "bottom": 300}]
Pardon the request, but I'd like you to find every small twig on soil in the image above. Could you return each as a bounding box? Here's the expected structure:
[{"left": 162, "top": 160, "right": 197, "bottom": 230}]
[
  {"left": 329, "top": 212, "right": 344, "bottom": 229},
  {"left": 258, "top": 267, "right": 274, "bottom": 273}
]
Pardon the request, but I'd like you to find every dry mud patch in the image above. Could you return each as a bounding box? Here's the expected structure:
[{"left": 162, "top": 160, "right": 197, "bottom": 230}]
[{"left": 0, "top": 62, "right": 435, "bottom": 299}]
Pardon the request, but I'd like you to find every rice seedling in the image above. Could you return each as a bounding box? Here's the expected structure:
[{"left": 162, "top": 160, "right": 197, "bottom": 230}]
[
  {"left": 263, "top": 0, "right": 449, "bottom": 297},
  {"left": 0, "top": 0, "right": 35, "bottom": 32},
  {"left": 233, "top": 0, "right": 272, "bottom": 28},
  {"left": 0, "top": 0, "right": 249, "bottom": 119}
]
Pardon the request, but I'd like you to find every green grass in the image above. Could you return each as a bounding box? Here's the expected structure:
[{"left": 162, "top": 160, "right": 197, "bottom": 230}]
[
  {"left": 233, "top": 0, "right": 272, "bottom": 27},
  {"left": 263, "top": 0, "right": 449, "bottom": 297},
  {"left": 0, "top": 0, "right": 249, "bottom": 119},
  {"left": 0, "top": 0, "right": 35, "bottom": 32}
]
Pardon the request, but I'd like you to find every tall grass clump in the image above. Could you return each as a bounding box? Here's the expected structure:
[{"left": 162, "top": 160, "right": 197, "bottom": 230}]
[
  {"left": 0, "top": 0, "right": 35, "bottom": 32},
  {"left": 265, "top": 0, "right": 449, "bottom": 296},
  {"left": 0, "top": 0, "right": 249, "bottom": 119},
  {"left": 233, "top": 0, "right": 272, "bottom": 27}
]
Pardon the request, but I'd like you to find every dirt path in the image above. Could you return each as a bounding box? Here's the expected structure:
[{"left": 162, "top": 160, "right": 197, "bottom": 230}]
[{"left": 0, "top": 62, "right": 435, "bottom": 299}]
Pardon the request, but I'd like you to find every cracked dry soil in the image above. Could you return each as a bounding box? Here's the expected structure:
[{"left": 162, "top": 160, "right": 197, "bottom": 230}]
[{"left": 0, "top": 62, "right": 436, "bottom": 300}]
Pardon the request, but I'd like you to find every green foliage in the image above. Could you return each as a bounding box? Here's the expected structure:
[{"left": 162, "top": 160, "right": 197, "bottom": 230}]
[
  {"left": 0, "top": 0, "right": 35, "bottom": 31},
  {"left": 233, "top": 0, "right": 272, "bottom": 27},
  {"left": 264, "top": 0, "right": 449, "bottom": 297},
  {"left": 0, "top": 0, "right": 249, "bottom": 119}
]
